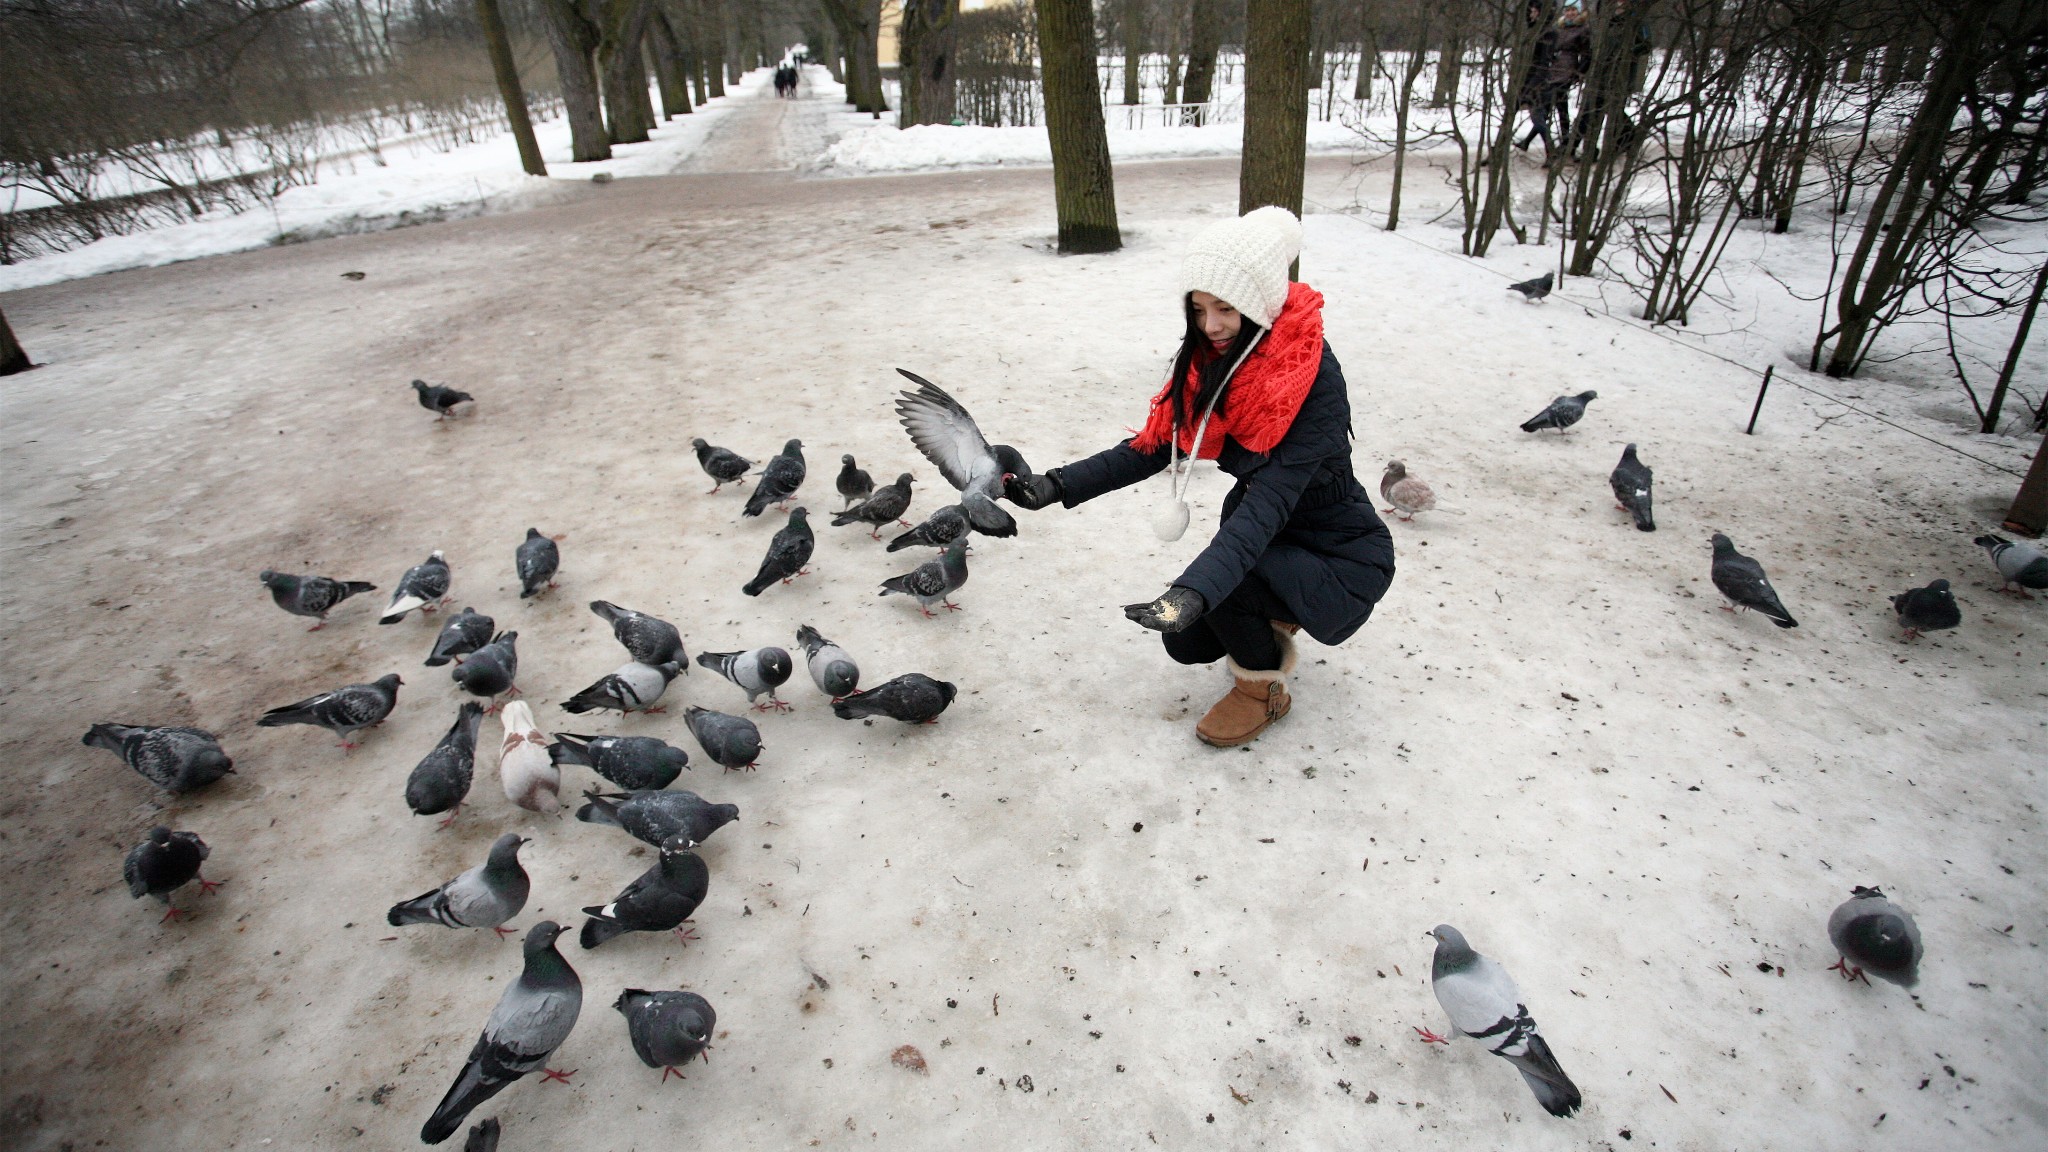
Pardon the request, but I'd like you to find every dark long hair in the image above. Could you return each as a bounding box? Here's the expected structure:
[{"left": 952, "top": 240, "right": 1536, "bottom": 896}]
[{"left": 1166, "top": 294, "right": 1264, "bottom": 433}]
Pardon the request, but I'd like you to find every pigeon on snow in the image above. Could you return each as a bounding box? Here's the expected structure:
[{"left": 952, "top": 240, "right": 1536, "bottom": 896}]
[
  {"left": 257, "top": 673, "right": 401, "bottom": 749},
  {"left": 1519, "top": 391, "right": 1597, "bottom": 434},
  {"left": 692, "top": 438, "right": 752, "bottom": 493},
  {"left": 696, "top": 646, "right": 793, "bottom": 712},
  {"left": 562, "top": 660, "right": 682, "bottom": 714},
  {"left": 1507, "top": 272, "right": 1554, "bottom": 302},
  {"left": 388, "top": 832, "right": 530, "bottom": 936},
  {"left": 580, "top": 835, "right": 709, "bottom": 949},
  {"left": 1609, "top": 444, "right": 1655, "bottom": 532},
  {"left": 84, "top": 724, "right": 233, "bottom": 794},
  {"left": 742, "top": 507, "right": 814, "bottom": 596},
  {"left": 1827, "top": 886, "right": 1923, "bottom": 988},
  {"left": 1379, "top": 460, "right": 1439, "bottom": 521},
  {"left": 413, "top": 379, "right": 473, "bottom": 419},
  {"left": 576, "top": 787, "right": 739, "bottom": 847},
  {"left": 405, "top": 703, "right": 486, "bottom": 825},
  {"left": 550, "top": 733, "right": 689, "bottom": 791},
  {"left": 683, "top": 706, "right": 764, "bottom": 771},
  {"left": 380, "top": 550, "right": 452, "bottom": 623},
  {"left": 795, "top": 624, "right": 859, "bottom": 698},
  {"left": 424, "top": 607, "right": 495, "bottom": 667},
  {"left": 451, "top": 630, "right": 519, "bottom": 708},
  {"left": 831, "top": 673, "right": 956, "bottom": 724},
  {"left": 894, "top": 369, "right": 1021, "bottom": 537},
  {"left": 1710, "top": 533, "right": 1798, "bottom": 628},
  {"left": 259, "top": 570, "right": 376, "bottom": 629},
  {"left": 1891, "top": 579, "right": 1960, "bottom": 639},
  {"left": 498, "top": 700, "right": 560, "bottom": 814},
  {"left": 836, "top": 454, "right": 875, "bottom": 509},
  {"left": 742, "top": 439, "right": 806, "bottom": 518},
  {"left": 124, "top": 826, "right": 218, "bottom": 921},
  {"left": 615, "top": 988, "right": 716, "bottom": 1080},
  {"left": 833, "top": 472, "right": 915, "bottom": 539},
  {"left": 887, "top": 503, "right": 971, "bottom": 552},
  {"left": 1419, "top": 924, "right": 1582, "bottom": 1118},
  {"left": 881, "top": 537, "right": 968, "bottom": 616},
  {"left": 419, "top": 922, "right": 582, "bottom": 1145},
  {"left": 1974, "top": 534, "right": 2048, "bottom": 597},
  {"left": 516, "top": 528, "right": 560, "bottom": 599},
  {"left": 589, "top": 600, "right": 686, "bottom": 666}
]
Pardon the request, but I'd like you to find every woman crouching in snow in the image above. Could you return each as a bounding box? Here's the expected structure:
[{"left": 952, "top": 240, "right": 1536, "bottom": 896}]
[{"left": 1006, "top": 207, "right": 1395, "bottom": 747}]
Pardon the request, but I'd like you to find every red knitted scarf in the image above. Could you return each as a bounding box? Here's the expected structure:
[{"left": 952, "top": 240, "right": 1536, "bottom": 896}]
[{"left": 1131, "top": 281, "right": 1326, "bottom": 459}]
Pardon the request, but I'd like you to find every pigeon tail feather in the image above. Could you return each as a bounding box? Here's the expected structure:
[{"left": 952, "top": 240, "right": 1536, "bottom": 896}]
[{"left": 1506, "top": 1034, "right": 1582, "bottom": 1117}]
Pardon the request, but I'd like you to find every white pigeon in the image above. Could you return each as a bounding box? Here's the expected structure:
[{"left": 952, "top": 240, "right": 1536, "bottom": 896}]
[
  {"left": 1419, "top": 924, "right": 1582, "bottom": 1118},
  {"left": 497, "top": 701, "right": 559, "bottom": 813}
]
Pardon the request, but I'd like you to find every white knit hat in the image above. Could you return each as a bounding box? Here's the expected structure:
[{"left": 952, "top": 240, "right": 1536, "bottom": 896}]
[{"left": 1177, "top": 205, "right": 1304, "bottom": 328}]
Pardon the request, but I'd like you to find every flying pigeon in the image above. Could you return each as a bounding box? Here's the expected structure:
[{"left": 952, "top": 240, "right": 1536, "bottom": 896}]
[
  {"left": 683, "top": 706, "right": 763, "bottom": 771},
  {"left": 1974, "top": 534, "right": 2048, "bottom": 597},
  {"left": 413, "top": 379, "right": 474, "bottom": 419},
  {"left": 1891, "top": 579, "right": 1960, "bottom": 639},
  {"left": 419, "top": 922, "right": 582, "bottom": 1145},
  {"left": 83, "top": 724, "right": 233, "bottom": 794},
  {"left": 887, "top": 503, "right": 970, "bottom": 552},
  {"left": 498, "top": 700, "right": 559, "bottom": 814},
  {"left": 561, "top": 660, "right": 682, "bottom": 715},
  {"left": 880, "top": 537, "right": 968, "bottom": 616},
  {"left": 579, "top": 835, "right": 709, "bottom": 949},
  {"left": 615, "top": 988, "right": 716, "bottom": 1081},
  {"left": 696, "top": 647, "right": 793, "bottom": 712},
  {"left": 832, "top": 473, "right": 915, "bottom": 539},
  {"left": 1609, "top": 444, "right": 1655, "bottom": 531},
  {"left": 451, "top": 631, "right": 520, "bottom": 709},
  {"left": 830, "top": 673, "right": 957, "bottom": 724},
  {"left": 124, "top": 826, "right": 218, "bottom": 921},
  {"left": 1507, "top": 272, "right": 1554, "bottom": 301},
  {"left": 1418, "top": 924, "right": 1582, "bottom": 1118},
  {"left": 1827, "top": 886, "right": 1923, "bottom": 988},
  {"left": 1520, "top": 391, "right": 1596, "bottom": 434},
  {"left": 388, "top": 833, "right": 530, "bottom": 937},
  {"left": 1710, "top": 533, "right": 1797, "bottom": 628},
  {"left": 258, "top": 570, "right": 376, "bottom": 629},
  {"left": 405, "top": 703, "right": 486, "bottom": 826},
  {"left": 550, "top": 733, "right": 690, "bottom": 791},
  {"left": 516, "top": 528, "right": 560, "bottom": 598},
  {"left": 379, "top": 550, "right": 452, "bottom": 623},
  {"left": 590, "top": 600, "right": 686, "bottom": 665},
  {"left": 1379, "top": 460, "right": 1438, "bottom": 521},
  {"left": 425, "top": 607, "right": 496, "bottom": 667},
  {"left": 741, "top": 507, "right": 814, "bottom": 596},
  {"left": 836, "top": 454, "right": 875, "bottom": 509},
  {"left": 257, "top": 673, "right": 402, "bottom": 749},
  {"left": 894, "top": 369, "right": 1020, "bottom": 537},
  {"left": 742, "top": 439, "right": 806, "bottom": 518},
  {"left": 576, "top": 788, "right": 740, "bottom": 847},
  {"left": 795, "top": 625, "right": 859, "bottom": 698},
  {"left": 691, "top": 438, "right": 753, "bottom": 493}
]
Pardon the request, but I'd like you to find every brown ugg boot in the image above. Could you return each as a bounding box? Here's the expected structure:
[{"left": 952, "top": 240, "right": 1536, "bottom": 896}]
[{"left": 1195, "top": 626, "right": 1297, "bottom": 748}]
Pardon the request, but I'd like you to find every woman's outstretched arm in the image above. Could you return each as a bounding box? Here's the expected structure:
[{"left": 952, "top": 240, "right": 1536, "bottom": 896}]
[{"left": 1013, "top": 440, "right": 1170, "bottom": 509}]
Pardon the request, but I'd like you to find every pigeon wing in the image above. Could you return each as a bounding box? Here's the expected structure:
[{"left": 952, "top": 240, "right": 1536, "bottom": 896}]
[{"left": 895, "top": 371, "right": 994, "bottom": 493}]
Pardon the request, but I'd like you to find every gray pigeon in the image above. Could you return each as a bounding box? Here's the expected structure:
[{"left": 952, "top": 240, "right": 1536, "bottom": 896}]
[
  {"left": 742, "top": 507, "right": 814, "bottom": 596},
  {"left": 590, "top": 600, "right": 686, "bottom": 665},
  {"left": 887, "top": 503, "right": 971, "bottom": 552},
  {"left": 550, "top": 733, "right": 690, "bottom": 791},
  {"left": 1891, "top": 579, "right": 1960, "bottom": 639},
  {"left": 259, "top": 570, "right": 376, "bottom": 629},
  {"left": 615, "top": 988, "right": 716, "bottom": 1080},
  {"left": 516, "top": 528, "right": 560, "bottom": 598},
  {"left": 692, "top": 438, "right": 752, "bottom": 493},
  {"left": 880, "top": 537, "right": 969, "bottom": 616},
  {"left": 830, "top": 673, "right": 956, "bottom": 724},
  {"left": 420, "top": 922, "right": 582, "bottom": 1145},
  {"left": 1974, "top": 534, "right": 2048, "bottom": 597},
  {"left": 1609, "top": 444, "right": 1655, "bottom": 531},
  {"left": 405, "top": 703, "right": 486, "bottom": 825},
  {"left": 1421, "top": 925, "right": 1582, "bottom": 1118},
  {"left": 451, "top": 631, "right": 519, "bottom": 707},
  {"left": 683, "top": 706, "right": 764, "bottom": 771},
  {"left": 561, "top": 660, "right": 681, "bottom": 714},
  {"left": 836, "top": 454, "right": 874, "bottom": 509},
  {"left": 413, "top": 379, "right": 474, "bottom": 419},
  {"left": 795, "top": 624, "right": 860, "bottom": 698},
  {"left": 696, "top": 647, "right": 793, "bottom": 711},
  {"left": 257, "top": 673, "right": 402, "bottom": 749},
  {"left": 1710, "top": 533, "right": 1797, "bottom": 628},
  {"left": 1519, "top": 391, "right": 1597, "bottom": 434},
  {"left": 1827, "top": 886, "right": 1923, "bottom": 988},
  {"left": 579, "top": 835, "right": 709, "bottom": 948},
  {"left": 380, "top": 550, "right": 452, "bottom": 623},
  {"left": 832, "top": 473, "right": 915, "bottom": 539},
  {"left": 84, "top": 724, "right": 233, "bottom": 793},
  {"left": 1507, "top": 271, "right": 1554, "bottom": 301},
  {"left": 388, "top": 833, "right": 530, "bottom": 936},
  {"left": 425, "top": 607, "right": 495, "bottom": 667},
  {"left": 124, "top": 825, "right": 216, "bottom": 921},
  {"left": 742, "top": 439, "right": 806, "bottom": 517},
  {"left": 894, "top": 370, "right": 1018, "bottom": 537},
  {"left": 575, "top": 788, "right": 740, "bottom": 847}
]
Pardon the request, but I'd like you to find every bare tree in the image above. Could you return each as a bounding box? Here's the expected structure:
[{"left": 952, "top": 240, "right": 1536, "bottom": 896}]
[
  {"left": 0, "top": 309, "right": 29, "bottom": 376},
  {"left": 544, "top": 0, "right": 613, "bottom": 160},
  {"left": 900, "top": 0, "right": 961, "bottom": 126},
  {"left": 1242, "top": 0, "right": 1311, "bottom": 220},
  {"left": 1034, "top": 0, "right": 1121, "bottom": 251},
  {"left": 1180, "top": 0, "right": 1224, "bottom": 120},
  {"left": 475, "top": 0, "right": 546, "bottom": 174}
]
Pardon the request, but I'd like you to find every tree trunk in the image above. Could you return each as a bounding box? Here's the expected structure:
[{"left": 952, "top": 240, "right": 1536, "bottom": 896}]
[
  {"left": 1354, "top": 18, "right": 1375, "bottom": 101},
  {"left": 601, "top": 0, "right": 654, "bottom": 144},
  {"left": 706, "top": 0, "right": 727, "bottom": 96},
  {"left": 0, "top": 308, "right": 30, "bottom": 376},
  {"left": 2005, "top": 430, "right": 2048, "bottom": 536},
  {"left": 650, "top": 8, "right": 693, "bottom": 115},
  {"left": 542, "top": 0, "right": 611, "bottom": 161},
  {"left": 1981, "top": 256, "right": 2048, "bottom": 433},
  {"left": 899, "top": 0, "right": 959, "bottom": 126},
  {"left": 1385, "top": 17, "right": 1432, "bottom": 230},
  {"left": 1181, "top": 0, "right": 1221, "bottom": 116},
  {"left": 1034, "top": 0, "right": 1121, "bottom": 252},
  {"left": 1123, "top": 0, "right": 1143, "bottom": 105},
  {"left": 1241, "top": 0, "right": 1310, "bottom": 224},
  {"left": 1430, "top": 34, "right": 1462, "bottom": 108},
  {"left": 475, "top": 0, "right": 547, "bottom": 174}
]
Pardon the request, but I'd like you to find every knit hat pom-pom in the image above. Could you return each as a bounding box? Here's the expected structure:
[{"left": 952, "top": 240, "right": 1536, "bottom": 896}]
[{"left": 1178, "top": 206, "right": 1304, "bottom": 328}]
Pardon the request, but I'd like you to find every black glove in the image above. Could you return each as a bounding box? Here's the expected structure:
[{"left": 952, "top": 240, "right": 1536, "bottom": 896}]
[
  {"left": 1005, "top": 468, "right": 1065, "bottom": 511},
  {"left": 1123, "top": 586, "right": 1206, "bottom": 633}
]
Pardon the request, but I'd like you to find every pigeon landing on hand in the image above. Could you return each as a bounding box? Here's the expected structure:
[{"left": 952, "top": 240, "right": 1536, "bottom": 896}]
[
  {"left": 589, "top": 600, "right": 686, "bottom": 665},
  {"left": 425, "top": 607, "right": 495, "bottom": 667},
  {"left": 696, "top": 647, "right": 793, "bottom": 712},
  {"left": 1891, "top": 580, "right": 1960, "bottom": 640},
  {"left": 683, "top": 706, "right": 764, "bottom": 771},
  {"left": 833, "top": 473, "right": 915, "bottom": 539},
  {"left": 880, "top": 537, "right": 968, "bottom": 616},
  {"left": 1379, "top": 461, "right": 1438, "bottom": 521},
  {"left": 124, "top": 826, "right": 218, "bottom": 921},
  {"left": 380, "top": 551, "right": 452, "bottom": 623},
  {"left": 259, "top": 570, "right": 376, "bottom": 629},
  {"left": 795, "top": 625, "right": 860, "bottom": 698},
  {"left": 1827, "top": 886, "right": 1923, "bottom": 987},
  {"left": 742, "top": 507, "right": 814, "bottom": 596},
  {"left": 830, "top": 673, "right": 957, "bottom": 724},
  {"left": 549, "top": 733, "right": 689, "bottom": 791},
  {"left": 1507, "top": 272, "right": 1554, "bottom": 302},
  {"left": 257, "top": 673, "right": 401, "bottom": 749},
  {"left": 1519, "top": 391, "right": 1597, "bottom": 434},
  {"left": 84, "top": 724, "right": 233, "bottom": 794},
  {"left": 742, "top": 439, "right": 806, "bottom": 517},
  {"left": 579, "top": 835, "right": 709, "bottom": 949},
  {"left": 516, "top": 528, "right": 560, "bottom": 599},
  {"left": 1710, "top": 533, "right": 1798, "bottom": 628},
  {"left": 836, "top": 454, "right": 875, "bottom": 509},
  {"left": 692, "top": 438, "right": 753, "bottom": 493},
  {"left": 894, "top": 370, "right": 1019, "bottom": 537},
  {"left": 615, "top": 988, "right": 716, "bottom": 1081},
  {"left": 1609, "top": 444, "right": 1655, "bottom": 531},
  {"left": 1974, "top": 534, "right": 2048, "bottom": 598},
  {"left": 498, "top": 701, "right": 559, "bottom": 814},
  {"left": 405, "top": 703, "right": 486, "bottom": 825},
  {"left": 1419, "top": 925, "right": 1582, "bottom": 1118},
  {"left": 388, "top": 833, "right": 530, "bottom": 937},
  {"left": 419, "top": 922, "right": 582, "bottom": 1145},
  {"left": 576, "top": 787, "right": 739, "bottom": 847},
  {"left": 451, "top": 631, "right": 520, "bottom": 710},
  {"left": 887, "top": 503, "right": 970, "bottom": 552},
  {"left": 561, "top": 660, "right": 682, "bottom": 715},
  {"left": 413, "top": 379, "right": 474, "bottom": 420}
]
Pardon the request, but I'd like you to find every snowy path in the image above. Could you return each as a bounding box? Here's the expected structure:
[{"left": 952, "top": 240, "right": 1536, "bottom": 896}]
[{"left": 674, "top": 67, "right": 840, "bottom": 174}]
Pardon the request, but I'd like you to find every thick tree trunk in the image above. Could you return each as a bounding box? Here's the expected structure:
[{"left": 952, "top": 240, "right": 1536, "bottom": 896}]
[
  {"left": 0, "top": 309, "right": 31, "bottom": 376},
  {"left": 475, "top": 0, "right": 547, "bottom": 174},
  {"left": 1034, "top": 0, "right": 1121, "bottom": 252},
  {"left": 1430, "top": 35, "right": 1462, "bottom": 108},
  {"left": 1181, "top": 0, "right": 1221, "bottom": 117},
  {"left": 898, "top": 0, "right": 959, "bottom": 126},
  {"left": 650, "top": 8, "right": 692, "bottom": 116},
  {"left": 1354, "top": 18, "right": 1375, "bottom": 101},
  {"left": 2005, "top": 431, "right": 2048, "bottom": 535},
  {"left": 706, "top": 0, "right": 727, "bottom": 96},
  {"left": 601, "top": 0, "right": 654, "bottom": 145},
  {"left": 1241, "top": 0, "right": 1310, "bottom": 223},
  {"left": 1123, "top": 0, "right": 1143, "bottom": 105},
  {"left": 542, "top": 0, "right": 611, "bottom": 161}
]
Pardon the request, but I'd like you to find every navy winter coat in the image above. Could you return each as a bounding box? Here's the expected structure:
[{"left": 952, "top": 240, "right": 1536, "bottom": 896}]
[{"left": 1055, "top": 342, "right": 1395, "bottom": 646}]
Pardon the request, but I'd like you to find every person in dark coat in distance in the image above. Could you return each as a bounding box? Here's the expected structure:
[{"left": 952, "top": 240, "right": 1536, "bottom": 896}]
[{"left": 1006, "top": 207, "right": 1396, "bottom": 747}]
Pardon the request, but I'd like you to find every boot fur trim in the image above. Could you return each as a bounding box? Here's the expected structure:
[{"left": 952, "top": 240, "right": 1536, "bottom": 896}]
[{"left": 1225, "top": 625, "right": 1297, "bottom": 684}]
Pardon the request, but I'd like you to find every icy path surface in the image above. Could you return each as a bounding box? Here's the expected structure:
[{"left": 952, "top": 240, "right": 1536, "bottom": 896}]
[
  {"left": 674, "top": 67, "right": 839, "bottom": 174},
  {"left": 2, "top": 158, "right": 2044, "bottom": 1151}
]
